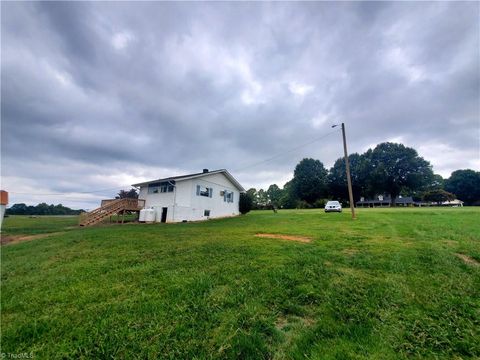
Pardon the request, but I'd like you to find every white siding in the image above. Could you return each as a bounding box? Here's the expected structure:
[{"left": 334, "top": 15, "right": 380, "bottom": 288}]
[
  {"left": 138, "top": 172, "right": 241, "bottom": 223},
  {"left": 142, "top": 187, "right": 175, "bottom": 209},
  {"left": 174, "top": 181, "right": 192, "bottom": 207}
]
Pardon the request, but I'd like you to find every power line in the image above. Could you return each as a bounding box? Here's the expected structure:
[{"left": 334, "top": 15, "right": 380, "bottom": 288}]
[{"left": 234, "top": 128, "right": 340, "bottom": 172}]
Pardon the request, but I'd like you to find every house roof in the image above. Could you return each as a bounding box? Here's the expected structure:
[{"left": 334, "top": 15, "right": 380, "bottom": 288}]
[{"left": 131, "top": 169, "right": 246, "bottom": 192}]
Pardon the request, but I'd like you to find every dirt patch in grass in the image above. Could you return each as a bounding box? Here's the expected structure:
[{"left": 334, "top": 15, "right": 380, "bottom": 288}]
[
  {"left": 455, "top": 253, "right": 479, "bottom": 267},
  {"left": 275, "top": 315, "right": 289, "bottom": 331},
  {"left": 255, "top": 233, "right": 312, "bottom": 243},
  {"left": 1, "top": 232, "right": 65, "bottom": 246},
  {"left": 275, "top": 315, "right": 316, "bottom": 331}
]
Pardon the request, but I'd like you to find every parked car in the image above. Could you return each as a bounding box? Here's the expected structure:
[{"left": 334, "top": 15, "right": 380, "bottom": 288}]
[{"left": 325, "top": 201, "right": 342, "bottom": 213}]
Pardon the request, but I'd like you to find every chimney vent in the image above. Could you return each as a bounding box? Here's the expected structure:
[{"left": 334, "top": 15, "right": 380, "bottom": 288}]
[{"left": 203, "top": 169, "right": 209, "bottom": 173}]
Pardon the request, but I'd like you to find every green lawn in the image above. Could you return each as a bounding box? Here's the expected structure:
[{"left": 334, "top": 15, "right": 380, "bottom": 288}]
[
  {"left": 1, "top": 209, "right": 479, "bottom": 359},
  {"left": 1, "top": 215, "right": 79, "bottom": 236}
]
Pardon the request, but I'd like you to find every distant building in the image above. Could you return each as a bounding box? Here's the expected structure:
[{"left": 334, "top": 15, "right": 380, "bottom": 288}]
[
  {"left": 441, "top": 199, "right": 464, "bottom": 207},
  {"left": 356, "top": 195, "right": 417, "bottom": 207},
  {"left": 356, "top": 195, "right": 465, "bottom": 208}
]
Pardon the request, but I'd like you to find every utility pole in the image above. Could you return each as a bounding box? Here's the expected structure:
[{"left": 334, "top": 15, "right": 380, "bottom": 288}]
[{"left": 341, "top": 123, "right": 356, "bottom": 219}]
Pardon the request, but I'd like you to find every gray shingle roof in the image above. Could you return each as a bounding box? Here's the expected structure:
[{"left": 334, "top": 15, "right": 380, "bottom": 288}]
[{"left": 132, "top": 169, "right": 245, "bottom": 192}]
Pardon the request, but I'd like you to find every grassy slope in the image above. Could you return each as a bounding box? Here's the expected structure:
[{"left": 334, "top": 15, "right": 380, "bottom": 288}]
[{"left": 1, "top": 209, "right": 479, "bottom": 359}]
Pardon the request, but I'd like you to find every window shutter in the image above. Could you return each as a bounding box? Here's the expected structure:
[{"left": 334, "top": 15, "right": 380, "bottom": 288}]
[
  {"left": 231, "top": 192, "right": 234, "bottom": 203},
  {"left": 209, "top": 188, "right": 213, "bottom": 198},
  {"left": 224, "top": 190, "right": 227, "bottom": 202},
  {"left": 196, "top": 185, "right": 200, "bottom": 196}
]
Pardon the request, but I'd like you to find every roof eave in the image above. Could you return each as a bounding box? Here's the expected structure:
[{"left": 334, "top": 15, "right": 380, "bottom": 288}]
[{"left": 132, "top": 169, "right": 246, "bottom": 192}]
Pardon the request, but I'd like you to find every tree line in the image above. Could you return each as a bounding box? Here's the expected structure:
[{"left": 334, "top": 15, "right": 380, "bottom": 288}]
[
  {"left": 6, "top": 203, "right": 85, "bottom": 216},
  {"left": 240, "top": 142, "right": 480, "bottom": 213}
]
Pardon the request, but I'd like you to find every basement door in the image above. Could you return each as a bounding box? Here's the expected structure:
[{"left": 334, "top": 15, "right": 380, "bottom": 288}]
[{"left": 161, "top": 207, "right": 168, "bottom": 223}]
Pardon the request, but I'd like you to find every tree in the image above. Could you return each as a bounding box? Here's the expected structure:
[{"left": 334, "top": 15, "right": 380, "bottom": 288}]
[
  {"left": 6, "top": 203, "right": 29, "bottom": 215},
  {"left": 445, "top": 169, "right": 480, "bottom": 205},
  {"left": 266, "top": 184, "right": 283, "bottom": 207},
  {"left": 429, "top": 174, "right": 445, "bottom": 190},
  {"left": 292, "top": 158, "right": 328, "bottom": 205},
  {"left": 116, "top": 188, "right": 139, "bottom": 199},
  {"left": 239, "top": 193, "right": 253, "bottom": 214},
  {"left": 328, "top": 153, "right": 369, "bottom": 204},
  {"left": 422, "top": 189, "right": 455, "bottom": 205},
  {"left": 246, "top": 188, "right": 259, "bottom": 209},
  {"left": 6, "top": 203, "right": 84, "bottom": 215},
  {"left": 279, "top": 180, "right": 298, "bottom": 209},
  {"left": 408, "top": 174, "right": 446, "bottom": 202},
  {"left": 367, "top": 143, "right": 433, "bottom": 206},
  {"left": 256, "top": 189, "right": 269, "bottom": 208}
]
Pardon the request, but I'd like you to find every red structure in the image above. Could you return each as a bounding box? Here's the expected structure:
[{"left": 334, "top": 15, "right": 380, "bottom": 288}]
[
  {"left": 1, "top": 190, "right": 8, "bottom": 206},
  {"left": 0, "top": 190, "right": 8, "bottom": 227}
]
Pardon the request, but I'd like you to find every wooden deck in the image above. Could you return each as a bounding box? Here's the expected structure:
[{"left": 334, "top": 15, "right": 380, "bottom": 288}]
[{"left": 79, "top": 198, "right": 145, "bottom": 226}]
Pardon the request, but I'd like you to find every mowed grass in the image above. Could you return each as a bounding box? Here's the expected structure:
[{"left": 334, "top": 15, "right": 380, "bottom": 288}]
[
  {"left": 1, "top": 215, "right": 79, "bottom": 236},
  {"left": 1, "top": 208, "right": 479, "bottom": 359}
]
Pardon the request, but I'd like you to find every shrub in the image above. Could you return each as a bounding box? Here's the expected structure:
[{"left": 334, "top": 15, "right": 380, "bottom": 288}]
[{"left": 239, "top": 193, "right": 253, "bottom": 214}]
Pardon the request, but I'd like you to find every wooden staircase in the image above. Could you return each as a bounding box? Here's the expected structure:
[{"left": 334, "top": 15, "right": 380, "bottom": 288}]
[{"left": 79, "top": 198, "right": 145, "bottom": 227}]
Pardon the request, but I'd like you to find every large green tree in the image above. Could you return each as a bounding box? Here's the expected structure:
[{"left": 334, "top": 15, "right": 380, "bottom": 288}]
[
  {"left": 246, "top": 188, "right": 259, "bottom": 209},
  {"left": 292, "top": 158, "right": 328, "bottom": 205},
  {"left": 422, "top": 189, "right": 455, "bottom": 205},
  {"left": 256, "top": 189, "right": 269, "bottom": 208},
  {"left": 429, "top": 174, "right": 445, "bottom": 190},
  {"left": 116, "top": 189, "right": 139, "bottom": 199},
  {"left": 445, "top": 169, "right": 480, "bottom": 205},
  {"left": 266, "top": 184, "right": 283, "bottom": 207},
  {"left": 279, "top": 180, "right": 298, "bottom": 209},
  {"left": 328, "top": 153, "right": 369, "bottom": 204},
  {"left": 366, "top": 143, "right": 434, "bottom": 206}
]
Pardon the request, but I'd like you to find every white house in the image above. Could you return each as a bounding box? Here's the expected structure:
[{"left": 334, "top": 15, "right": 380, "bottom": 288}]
[{"left": 132, "top": 169, "right": 245, "bottom": 223}]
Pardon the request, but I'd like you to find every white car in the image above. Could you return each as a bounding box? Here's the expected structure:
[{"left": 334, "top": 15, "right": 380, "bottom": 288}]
[{"left": 325, "top": 201, "right": 342, "bottom": 213}]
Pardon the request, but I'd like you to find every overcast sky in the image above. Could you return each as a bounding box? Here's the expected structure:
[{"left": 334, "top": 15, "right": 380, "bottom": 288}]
[{"left": 1, "top": 1, "right": 479, "bottom": 209}]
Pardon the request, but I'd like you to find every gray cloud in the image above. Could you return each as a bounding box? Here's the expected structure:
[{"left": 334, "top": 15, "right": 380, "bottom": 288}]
[{"left": 1, "top": 1, "right": 479, "bottom": 209}]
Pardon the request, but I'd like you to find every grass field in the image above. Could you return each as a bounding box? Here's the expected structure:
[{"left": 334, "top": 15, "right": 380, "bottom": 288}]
[{"left": 1, "top": 208, "right": 479, "bottom": 359}]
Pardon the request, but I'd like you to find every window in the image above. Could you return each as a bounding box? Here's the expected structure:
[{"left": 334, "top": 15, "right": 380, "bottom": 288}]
[
  {"left": 223, "top": 190, "right": 234, "bottom": 203},
  {"left": 148, "top": 182, "right": 175, "bottom": 194},
  {"left": 204, "top": 210, "right": 210, "bottom": 217},
  {"left": 196, "top": 185, "right": 212, "bottom": 198}
]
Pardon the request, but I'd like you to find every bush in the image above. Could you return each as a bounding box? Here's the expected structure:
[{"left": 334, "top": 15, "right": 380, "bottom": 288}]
[{"left": 239, "top": 193, "right": 253, "bottom": 214}]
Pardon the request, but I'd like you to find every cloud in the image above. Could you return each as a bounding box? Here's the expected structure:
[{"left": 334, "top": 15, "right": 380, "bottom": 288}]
[
  {"left": 1, "top": 1, "right": 478, "bottom": 208},
  {"left": 289, "top": 82, "right": 314, "bottom": 97},
  {"left": 111, "top": 31, "right": 134, "bottom": 50}
]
